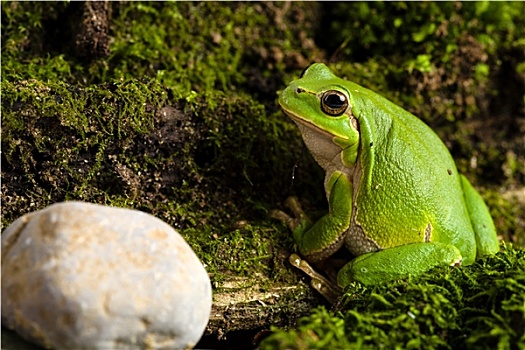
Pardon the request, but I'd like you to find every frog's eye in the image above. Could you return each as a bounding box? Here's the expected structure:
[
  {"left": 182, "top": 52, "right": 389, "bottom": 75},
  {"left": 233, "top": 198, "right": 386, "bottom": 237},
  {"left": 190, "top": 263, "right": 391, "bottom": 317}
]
[{"left": 321, "top": 90, "right": 348, "bottom": 116}]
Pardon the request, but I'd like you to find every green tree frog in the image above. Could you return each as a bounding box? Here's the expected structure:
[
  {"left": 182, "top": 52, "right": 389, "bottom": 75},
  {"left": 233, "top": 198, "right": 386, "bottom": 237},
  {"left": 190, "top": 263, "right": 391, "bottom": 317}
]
[{"left": 274, "top": 63, "right": 499, "bottom": 294}]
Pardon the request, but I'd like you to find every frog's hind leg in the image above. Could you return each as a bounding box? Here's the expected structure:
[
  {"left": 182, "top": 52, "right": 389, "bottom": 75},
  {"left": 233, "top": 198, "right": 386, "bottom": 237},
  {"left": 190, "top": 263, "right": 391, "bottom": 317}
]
[
  {"left": 459, "top": 175, "right": 500, "bottom": 258},
  {"left": 337, "top": 242, "right": 462, "bottom": 286}
]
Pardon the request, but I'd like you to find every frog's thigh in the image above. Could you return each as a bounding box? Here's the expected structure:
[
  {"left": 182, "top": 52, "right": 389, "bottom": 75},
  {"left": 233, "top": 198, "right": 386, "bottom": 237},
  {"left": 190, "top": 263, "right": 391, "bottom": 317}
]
[
  {"left": 337, "top": 242, "right": 462, "bottom": 286},
  {"left": 459, "top": 175, "right": 500, "bottom": 257}
]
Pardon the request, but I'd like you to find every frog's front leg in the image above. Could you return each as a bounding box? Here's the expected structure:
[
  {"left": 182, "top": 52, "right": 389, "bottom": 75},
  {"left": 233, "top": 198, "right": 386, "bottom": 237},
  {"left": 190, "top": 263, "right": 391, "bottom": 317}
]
[
  {"left": 294, "top": 171, "right": 353, "bottom": 262},
  {"left": 270, "top": 171, "right": 353, "bottom": 258},
  {"left": 271, "top": 171, "right": 353, "bottom": 301},
  {"left": 337, "top": 242, "right": 463, "bottom": 286}
]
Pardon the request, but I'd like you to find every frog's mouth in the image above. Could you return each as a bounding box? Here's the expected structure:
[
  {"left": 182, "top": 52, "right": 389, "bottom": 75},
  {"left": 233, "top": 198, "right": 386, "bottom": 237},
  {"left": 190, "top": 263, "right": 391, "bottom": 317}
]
[
  {"left": 282, "top": 108, "right": 359, "bottom": 142},
  {"left": 282, "top": 109, "right": 339, "bottom": 139}
]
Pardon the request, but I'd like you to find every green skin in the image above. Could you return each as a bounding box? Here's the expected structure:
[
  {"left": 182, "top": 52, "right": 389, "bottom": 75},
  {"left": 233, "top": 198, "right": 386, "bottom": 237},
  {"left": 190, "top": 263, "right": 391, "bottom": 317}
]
[{"left": 278, "top": 63, "right": 499, "bottom": 287}]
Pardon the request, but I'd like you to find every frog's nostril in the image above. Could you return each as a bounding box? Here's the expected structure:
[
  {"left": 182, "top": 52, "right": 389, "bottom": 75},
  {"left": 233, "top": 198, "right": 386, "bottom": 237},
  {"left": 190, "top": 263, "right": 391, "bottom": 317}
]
[{"left": 296, "top": 87, "right": 305, "bottom": 94}]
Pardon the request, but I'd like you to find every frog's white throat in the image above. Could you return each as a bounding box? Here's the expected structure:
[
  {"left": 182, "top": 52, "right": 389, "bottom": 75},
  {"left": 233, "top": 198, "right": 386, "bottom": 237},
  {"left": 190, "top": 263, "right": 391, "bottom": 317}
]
[{"left": 294, "top": 121, "right": 354, "bottom": 176}]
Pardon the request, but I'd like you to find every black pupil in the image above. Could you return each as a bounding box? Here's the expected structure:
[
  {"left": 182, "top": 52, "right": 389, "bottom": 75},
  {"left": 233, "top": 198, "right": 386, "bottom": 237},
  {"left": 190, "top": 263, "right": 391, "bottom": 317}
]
[{"left": 324, "top": 93, "right": 345, "bottom": 108}]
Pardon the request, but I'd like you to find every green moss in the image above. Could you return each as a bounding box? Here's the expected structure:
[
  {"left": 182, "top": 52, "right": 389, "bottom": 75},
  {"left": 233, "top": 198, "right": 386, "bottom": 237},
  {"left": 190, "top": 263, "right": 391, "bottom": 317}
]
[
  {"left": 0, "top": 73, "right": 309, "bottom": 296},
  {"left": 1, "top": 0, "right": 325, "bottom": 237},
  {"left": 260, "top": 244, "right": 525, "bottom": 349},
  {"left": 2, "top": 2, "right": 323, "bottom": 95},
  {"left": 184, "top": 222, "right": 290, "bottom": 287}
]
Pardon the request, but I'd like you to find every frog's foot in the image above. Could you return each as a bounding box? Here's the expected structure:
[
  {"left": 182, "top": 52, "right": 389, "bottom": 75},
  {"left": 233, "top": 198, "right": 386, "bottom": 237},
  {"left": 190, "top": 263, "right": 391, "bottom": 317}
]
[
  {"left": 269, "top": 196, "right": 312, "bottom": 231},
  {"left": 289, "top": 253, "right": 342, "bottom": 304}
]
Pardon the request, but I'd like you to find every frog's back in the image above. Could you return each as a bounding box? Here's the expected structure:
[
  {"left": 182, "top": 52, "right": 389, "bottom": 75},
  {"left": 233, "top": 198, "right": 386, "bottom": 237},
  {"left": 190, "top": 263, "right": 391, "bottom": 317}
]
[{"left": 347, "top": 86, "right": 477, "bottom": 264}]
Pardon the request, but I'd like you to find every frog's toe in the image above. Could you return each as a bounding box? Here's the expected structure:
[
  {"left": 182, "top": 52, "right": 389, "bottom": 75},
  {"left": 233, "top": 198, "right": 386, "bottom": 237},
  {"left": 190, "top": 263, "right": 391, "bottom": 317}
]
[
  {"left": 269, "top": 209, "right": 299, "bottom": 231},
  {"left": 285, "top": 196, "right": 310, "bottom": 222},
  {"left": 289, "top": 254, "right": 342, "bottom": 303}
]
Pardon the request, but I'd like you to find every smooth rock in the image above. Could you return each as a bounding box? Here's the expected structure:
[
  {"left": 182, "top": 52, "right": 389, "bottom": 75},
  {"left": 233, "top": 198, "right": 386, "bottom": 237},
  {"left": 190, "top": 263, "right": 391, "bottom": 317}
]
[{"left": 1, "top": 202, "right": 212, "bottom": 349}]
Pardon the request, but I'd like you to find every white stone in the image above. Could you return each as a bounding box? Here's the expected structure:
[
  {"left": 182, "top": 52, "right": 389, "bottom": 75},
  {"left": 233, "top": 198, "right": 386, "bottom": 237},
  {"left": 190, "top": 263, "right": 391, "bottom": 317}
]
[{"left": 1, "top": 202, "right": 212, "bottom": 349}]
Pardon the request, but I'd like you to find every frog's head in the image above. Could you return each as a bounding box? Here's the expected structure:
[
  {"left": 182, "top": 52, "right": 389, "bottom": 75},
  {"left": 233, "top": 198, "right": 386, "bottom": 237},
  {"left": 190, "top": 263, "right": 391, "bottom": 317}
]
[{"left": 279, "top": 63, "right": 360, "bottom": 170}]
